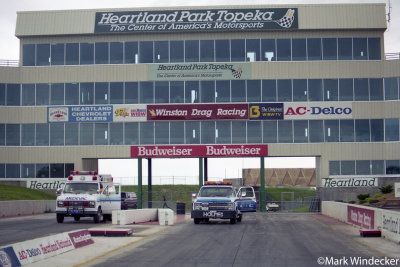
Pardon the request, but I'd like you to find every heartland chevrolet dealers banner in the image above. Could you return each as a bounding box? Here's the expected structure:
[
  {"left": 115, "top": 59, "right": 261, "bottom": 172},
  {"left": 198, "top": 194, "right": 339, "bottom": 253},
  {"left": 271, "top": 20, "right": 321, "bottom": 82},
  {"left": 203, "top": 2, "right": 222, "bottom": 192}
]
[
  {"left": 131, "top": 145, "right": 268, "bottom": 158},
  {"left": 94, "top": 8, "right": 298, "bottom": 33}
]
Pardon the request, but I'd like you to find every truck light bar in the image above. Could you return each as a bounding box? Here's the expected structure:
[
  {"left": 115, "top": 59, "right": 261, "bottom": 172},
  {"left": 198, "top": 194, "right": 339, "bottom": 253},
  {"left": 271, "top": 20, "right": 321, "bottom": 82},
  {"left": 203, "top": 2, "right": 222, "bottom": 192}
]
[
  {"left": 70, "top": 171, "right": 99, "bottom": 175},
  {"left": 204, "top": 181, "right": 232, "bottom": 185}
]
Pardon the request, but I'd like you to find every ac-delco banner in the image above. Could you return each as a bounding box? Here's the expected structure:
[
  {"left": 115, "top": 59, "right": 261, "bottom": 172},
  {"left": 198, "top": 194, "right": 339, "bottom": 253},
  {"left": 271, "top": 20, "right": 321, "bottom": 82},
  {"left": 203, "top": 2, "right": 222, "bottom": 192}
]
[
  {"left": 322, "top": 177, "right": 378, "bottom": 188},
  {"left": 147, "top": 104, "right": 248, "bottom": 120},
  {"left": 131, "top": 144, "right": 268, "bottom": 158},
  {"left": 249, "top": 103, "right": 284, "bottom": 120},
  {"left": 148, "top": 63, "right": 249, "bottom": 81},
  {"left": 94, "top": 8, "right": 298, "bottom": 33},
  {"left": 347, "top": 206, "right": 375, "bottom": 229},
  {"left": 284, "top": 102, "right": 353, "bottom": 120}
]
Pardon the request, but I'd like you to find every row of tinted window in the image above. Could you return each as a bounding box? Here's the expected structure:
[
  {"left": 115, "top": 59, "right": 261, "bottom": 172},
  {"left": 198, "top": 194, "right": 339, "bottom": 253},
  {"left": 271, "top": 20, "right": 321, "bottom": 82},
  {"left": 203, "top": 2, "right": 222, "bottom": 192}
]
[
  {"left": 0, "top": 163, "right": 74, "bottom": 178},
  {"left": 1, "top": 77, "right": 399, "bottom": 106},
  {"left": 1, "top": 119, "right": 398, "bottom": 146},
  {"left": 22, "top": 37, "right": 381, "bottom": 66},
  {"left": 329, "top": 160, "right": 400, "bottom": 175}
]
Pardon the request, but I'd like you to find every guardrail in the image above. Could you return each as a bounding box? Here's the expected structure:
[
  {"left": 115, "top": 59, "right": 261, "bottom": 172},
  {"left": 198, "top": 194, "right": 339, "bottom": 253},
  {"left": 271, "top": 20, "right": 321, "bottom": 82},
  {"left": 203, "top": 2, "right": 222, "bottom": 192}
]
[
  {"left": 0, "top": 59, "right": 19, "bottom": 67},
  {"left": 385, "top": 52, "right": 400, "bottom": 60}
]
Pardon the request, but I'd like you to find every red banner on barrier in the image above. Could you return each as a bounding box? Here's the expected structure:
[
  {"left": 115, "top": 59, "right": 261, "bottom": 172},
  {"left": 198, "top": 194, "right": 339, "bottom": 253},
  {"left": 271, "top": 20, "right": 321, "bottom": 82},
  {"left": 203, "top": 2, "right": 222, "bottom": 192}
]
[
  {"left": 347, "top": 206, "right": 375, "bottom": 229},
  {"left": 131, "top": 145, "right": 268, "bottom": 158},
  {"left": 147, "top": 104, "right": 248, "bottom": 120}
]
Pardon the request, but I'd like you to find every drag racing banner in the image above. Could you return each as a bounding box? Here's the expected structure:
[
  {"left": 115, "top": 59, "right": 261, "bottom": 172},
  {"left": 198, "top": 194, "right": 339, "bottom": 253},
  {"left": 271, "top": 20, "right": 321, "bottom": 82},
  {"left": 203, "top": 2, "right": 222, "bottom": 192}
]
[{"left": 131, "top": 144, "right": 268, "bottom": 158}]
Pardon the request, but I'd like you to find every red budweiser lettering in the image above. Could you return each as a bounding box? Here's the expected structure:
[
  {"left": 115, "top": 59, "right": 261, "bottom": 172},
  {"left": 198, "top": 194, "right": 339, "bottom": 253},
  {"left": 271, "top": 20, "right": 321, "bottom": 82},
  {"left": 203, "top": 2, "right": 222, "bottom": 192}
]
[{"left": 131, "top": 145, "right": 268, "bottom": 158}]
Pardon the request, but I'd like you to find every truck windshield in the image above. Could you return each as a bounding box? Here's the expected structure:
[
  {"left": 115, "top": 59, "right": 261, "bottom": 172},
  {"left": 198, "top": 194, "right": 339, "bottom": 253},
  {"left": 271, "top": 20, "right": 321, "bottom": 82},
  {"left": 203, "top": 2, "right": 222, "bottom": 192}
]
[
  {"left": 198, "top": 187, "right": 235, "bottom": 198},
  {"left": 63, "top": 183, "right": 98, "bottom": 194}
]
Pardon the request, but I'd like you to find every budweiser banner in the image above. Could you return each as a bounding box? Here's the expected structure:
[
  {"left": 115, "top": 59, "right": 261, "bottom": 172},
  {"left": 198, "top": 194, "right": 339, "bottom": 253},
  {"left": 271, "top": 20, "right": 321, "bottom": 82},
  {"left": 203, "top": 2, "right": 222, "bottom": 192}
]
[
  {"left": 147, "top": 103, "right": 248, "bottom": 120},
  {"left": 131, "top": 145, "right": 268, "bottom": 158}
]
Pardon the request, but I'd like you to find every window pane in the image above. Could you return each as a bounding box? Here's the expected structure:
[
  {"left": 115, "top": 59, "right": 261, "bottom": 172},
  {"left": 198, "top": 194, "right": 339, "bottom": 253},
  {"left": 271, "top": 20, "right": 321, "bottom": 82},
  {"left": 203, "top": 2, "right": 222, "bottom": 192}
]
[
  {"left": 384, "top": 77, "right": 398, "bottom": 100},
  {"left": 80, "top": 123, "right": 93, "bottom": 145},
  {"left": 110, "top": 42, "right": 124, "bottom": 64},
  {"left": 261, "top": 39, "right": 276, "bottom": 61},
  {"left": 246, "top": 39, "right": 260, "bottom": 62},
  {"left": 232, "top": 121, "right": 246, "bottom": 144},
  {"left": 155, "top": 81, "right": 169, "bottom": 103},
  {"left": 309, "top": 120, "right": 324, "bottom": 143},
  {"left": 277, "top": 79, "right": 292, "bottom": 102},
  {"left": 292, "top": 39, "right": 306, "bottom": 61},
  {"left": 353, "top": 38, "right": 367, "bottom": 60},
  {"left": 170, "top": 122, "right": 184, "bottom": 144},
  {"left": 338, "top": 38, "right": 352, "bottom": 60},
  {"left": 341, "top": 160, "right": 355, "bottom": 175},
  {"left": 369, "top": 78, "right": 383, "bottom": 101},
  {"left": 215, "top": 40, "right": 230, "bottom": 62},
  {"left": 125, "top": 122, "right": 139, "bottom": 145},
  {"left": 66, "top": 43, "right": 79, "bottom": 65},
  {"left": 185, "top": 81, "right": 199, "bottom": 103},
  {"left": 36, "top": 124, "right": 49, "bottom": 146},
  {"left": 262, "top": 80, "right": 276, "bottom": 102},
  {"left": 110, "top": 123, "right": 123, "bottom": 145},
  {"left": 216, "top": 121, "right": 231, "bottom": 144},
  {"left": 0, "top": 124, "right": 5, "bottom": 146},
  {"left": 247, "top": 121, "right": 261, "bottom": 143},
  {"left": 355, "top": 119, "right": 370, "bottom": 142},
  {"left": 185, "top": 40, "right": 199, "bottom": 62},
  {"left": 186, "top": 121, "right": 200, "bottom": 144},
  {"left": 356, "top": 160, "right": 370, "bottom": 175},
  {"left": 7, "top": 164, "right": 20, "bottom": 178},
  {"left": 339, "top": 79, "right": 353, "bottom": 101},
  {"left": 324, "top": 79, "right": 338, "bottom": 101},
  {"left": 80, "top": 83, "right": 94, "bottom": 105},
  {"left": 21, "top": 164, "right": 35, "bottom": 178},
  {"left": 22, "top": 84, "right": 35, "bottom": 106},
  {"left": 51, "top": 43, "right": 65, "bottom": 65},
  {"left": 22, "top": 124, "right": 35, "bottom": 146},
  {"left": 292, "top": 79, "right": 307, "bottom": 102},
  {"left": 155, "top": 41, "right": 169, "bottom": 63},
  {"left": 370, "top": 119, "right": 384, "bottom": 142},
  {"left": 371, "top": 160, "right": 384, "bottom": 175},
  {"left": 50, "top": 123, "right": 64, "bottom": 146},
  {"left": 263, "top": 121, "right": 277, "bottom": 143},
  {"left": 307, "top": 38, "right": 322, "bottom": 61},
  {"left": 329, "top": 161, "right": 340, "bottom": 175},
  {"left": 155, "top": 122, "right": 169, "bottom": 144},
  {"left": 0, "top": 84, "right": 5, "bottom": 106},
  {"left": 139, "top": 41, "right": 153, "bottom": 63},
  {"left": 278, "top": 121, "right": 292, "bottom": 143},
  {"left": 200, "top": 40, "right": 214, "bottom": 62},
  {"left": 65, "top": 123, "right": 78, "bottom": 145},
  {"left": 125, "top": 82, "right": 138, "bottom": 104},
  {"left": 368, "top": 38, "right": 381, "bottom": 60},
  {"left": 36, "top": 44, "right": 50, "bottom": 66},
  {"left": 247, "top": 80, "right": 261, "bottom": 102},
  {"left": 125, "top": 42, "right": 138, "bottom": 64},
  {"left": 110, "top": 82, "right": 123, "bottom": 104},
  {"left": 201, "top": 121, "right": 215, "bottom": 144},
  {"left": 36, "top": 84, "right": 49, "bottom": 106},
  {"left": 325, "top": 120, "right": 339, "bottom": 142},
  {"left": 294, "top": 120, "right": 308, "bottom": 143},
  {"left": 277, "top": 39, "right": 291, "bottom": 61},
  {"left": 386, "top": 160, "right": 400, "bottom": 174},
  {"left": 23, "top": 44, "right": 35, "bottom": 66},
  {"left": 50, "top": 83, "right": 64, "bottom": 105},
  {"left": 354, "top": 78, "right": 369, "bottom": 101},
  {"left": 140, "top": 122, "right": 154, "bottom": 144},
  {"left": 308, "top": 79, "right": 323, "bottom": 101},
  {"left": 200, "top": 81, "right": 215, "bottom": 103},
  {"left": 322, "top": 38, "right": 337, "bottom": 60},
  {"left": 50, "top": 164, "right": 64, "bottom": 178},
  {"left": 216, "top": 80, "right": 230, "bottom": 103},
  {"left": 170, "top": 41, "right": 184, "bottom": 63},
  {"left": 7, "top": 84, "right": 21, "bottom": 106},
  {"left": 95, "top": 123, "right": 108, "bottom": 145},
  {"left": 231, "top": 39, "right": 245, "bottom": 62},
  {"left": 340, "top": 120, "right": 354, "bottom": 142},
  {"left": 140, "top": 82, "right": 153, "bottom": 104},
  {"left": 0, "top": 164, "right": 4, "bottom": 178},
  {"left": 80, "top": 43, "right": 94, "bottom": 65},
  {"left": 36, "top": 164, "right": 49, "bottom": 178},
  {"left": 65, "top": 83, "right": 79, "bottom": 105},
  {"left": 95, "top": 42, "right": 109, "bottom": 64},
  {"left": 385, "top": 119, "right": 399, "bottom": 141},
  {"left": 231, "top": 80, "right": 246, "bottom": 102},
  {"left": 170, "top": 81, "right": 184, "bottom": 103}
]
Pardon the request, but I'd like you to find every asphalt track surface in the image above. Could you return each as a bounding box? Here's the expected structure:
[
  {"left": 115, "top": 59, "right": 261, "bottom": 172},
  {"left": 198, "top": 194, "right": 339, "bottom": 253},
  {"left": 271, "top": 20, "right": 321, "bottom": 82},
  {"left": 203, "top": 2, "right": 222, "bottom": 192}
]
[{"left": 85, "top": 213, "right": 384, "bottom": 267}]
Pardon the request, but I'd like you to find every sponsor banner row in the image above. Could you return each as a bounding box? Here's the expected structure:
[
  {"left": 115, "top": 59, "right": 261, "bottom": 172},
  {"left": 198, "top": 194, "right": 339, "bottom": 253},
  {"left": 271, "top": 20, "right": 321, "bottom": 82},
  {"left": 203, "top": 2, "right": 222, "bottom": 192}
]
[
  {"left": 2, "top": 230, "right": 93, "bottom": 266},
  {"left": 131, "top": 144, "right": 268, "bottom": 158},
  {"left": 322, "top": 177, "right": 378, "bottom": 188},
  {"left": 48, "top": 102, "right": 353, "bottom": 122}
]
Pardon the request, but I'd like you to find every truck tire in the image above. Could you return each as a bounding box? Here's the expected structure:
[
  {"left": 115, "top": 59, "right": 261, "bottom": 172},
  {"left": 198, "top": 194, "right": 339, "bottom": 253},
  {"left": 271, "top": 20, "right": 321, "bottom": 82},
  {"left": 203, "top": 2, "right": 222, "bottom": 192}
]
[
  {"left": 93, "top": 209, "right": 103, "bottom": 223},
  {"left": 56, "top": 214, "right": 64, "bottom": 223},
  {"left": 74, "top": 216, "right": 80, "bottom": 221},
  {"left": 194, "top": 218, "right": 201, "bottom": 224},
  {"left": 230, "top": 217, "right": 237, "bottom": 224},
  {"left": 237, "top": 214, "right": 242, "bottom": 222}
]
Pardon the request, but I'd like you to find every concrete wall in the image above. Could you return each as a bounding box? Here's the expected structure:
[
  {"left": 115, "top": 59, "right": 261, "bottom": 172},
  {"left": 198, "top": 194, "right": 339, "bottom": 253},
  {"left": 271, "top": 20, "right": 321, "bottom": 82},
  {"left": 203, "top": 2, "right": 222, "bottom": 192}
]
[{"left": 0, "top": 200, "right": 55, "bottom": 217}]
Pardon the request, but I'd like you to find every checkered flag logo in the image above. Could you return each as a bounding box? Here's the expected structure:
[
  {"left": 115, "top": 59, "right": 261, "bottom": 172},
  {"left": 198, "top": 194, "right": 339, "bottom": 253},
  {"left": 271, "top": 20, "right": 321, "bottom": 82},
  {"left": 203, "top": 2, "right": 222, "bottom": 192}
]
[
  {"left": 231, "top": 66, "right": 243, "bottom": 79},
  {"left": 275, "top": 9, "right": 295, "bottom": 28}
]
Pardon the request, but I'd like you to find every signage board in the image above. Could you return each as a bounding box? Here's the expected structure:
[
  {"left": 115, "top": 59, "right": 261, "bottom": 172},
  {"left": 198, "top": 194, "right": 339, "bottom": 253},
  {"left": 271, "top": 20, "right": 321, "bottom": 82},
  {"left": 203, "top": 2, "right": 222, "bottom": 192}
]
[
  {"left": 347, "top": 206, "right": 374, "bottom": 229},
  {"left": 284, "top": 102, "right": 353, "bottom": 120},
  {"left": 26, "top": 179, "right": 67, "bottom": 190},
  {"left": 68, "top": 230, "right": 94, "bottom": 248},
  {"left": 0, "top": 247, "right": 21, "bottom": 267},
  {"left": 48, "top": 106, "right": 113, "bottom": 123},
  {"left": 382, "top": 210, "right": 400, "bottom": 243},
  {"left": 94, "top": 8, "right": 298, "bottom": 33},
  {"left": 395, "top": 183, "right": 400, "bottom": 198},
  {"left": 249, "top": 103, "right": 284, "bottom": 120},
  {"left": 131, "top": 144, "right": 268, "bottom": 158},
  {"left": 147, "top": 104, "right": 248, "bottom": 120},
  {"left": 322, "top": 178, "right": 378, "bottom": 188},
  {"left": 113, "top": 105, "right": 147, "bottom": 122}
]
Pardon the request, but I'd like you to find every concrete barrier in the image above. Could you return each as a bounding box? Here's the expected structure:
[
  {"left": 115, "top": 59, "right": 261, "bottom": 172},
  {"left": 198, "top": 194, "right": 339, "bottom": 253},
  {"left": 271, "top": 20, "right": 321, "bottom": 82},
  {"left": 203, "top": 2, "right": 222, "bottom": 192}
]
[
  {"left": 112, "top": 209, "right": 158, "bottom": 225},
  {"left": 0, "top": 200, "right": 55, "bottom": 217}
]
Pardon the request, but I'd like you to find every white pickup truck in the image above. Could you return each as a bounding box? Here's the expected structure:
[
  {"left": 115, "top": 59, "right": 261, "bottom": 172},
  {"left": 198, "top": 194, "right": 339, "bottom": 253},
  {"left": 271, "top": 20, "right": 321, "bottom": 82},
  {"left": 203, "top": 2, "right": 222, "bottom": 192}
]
[{"left": 56, "top": 171, "right": 121, "bottom": 223}]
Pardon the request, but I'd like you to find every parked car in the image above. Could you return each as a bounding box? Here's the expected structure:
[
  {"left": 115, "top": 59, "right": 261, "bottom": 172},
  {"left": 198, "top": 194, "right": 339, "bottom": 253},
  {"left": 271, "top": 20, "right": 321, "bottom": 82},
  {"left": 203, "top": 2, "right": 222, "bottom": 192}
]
[{"left": 121, "top": 192, "right": 138, "bottom": 210}]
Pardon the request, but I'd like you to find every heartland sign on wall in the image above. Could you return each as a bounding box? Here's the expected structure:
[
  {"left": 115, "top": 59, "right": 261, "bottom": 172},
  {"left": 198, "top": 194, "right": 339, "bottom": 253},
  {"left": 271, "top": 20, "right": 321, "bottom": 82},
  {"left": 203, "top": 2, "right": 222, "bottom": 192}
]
[
  {"left": 94, "top": 8, "right": 298, "bottom": 33},
  {"left": 322, "top": 178, "right": 378, "bottom": 187},
  {"left": 131, "top": 145, "right": 268, "bottom": 158}
]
